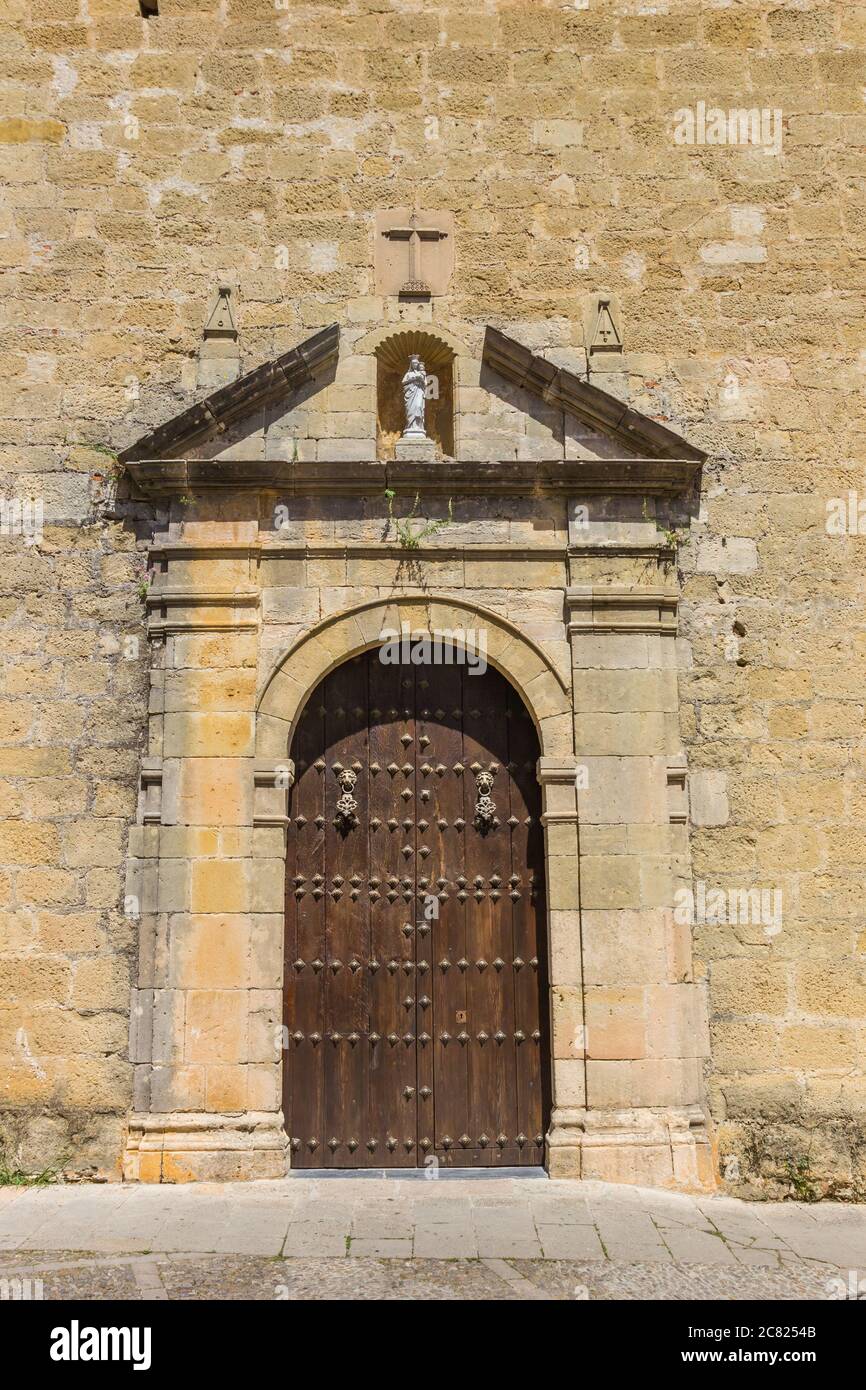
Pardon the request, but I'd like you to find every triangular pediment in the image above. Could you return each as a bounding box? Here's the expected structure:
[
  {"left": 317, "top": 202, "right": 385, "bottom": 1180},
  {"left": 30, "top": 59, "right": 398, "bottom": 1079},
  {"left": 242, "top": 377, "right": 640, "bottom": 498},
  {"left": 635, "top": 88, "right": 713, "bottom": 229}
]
[
  {"left": 481, "top": 327, "right": 705, "bottom": 465},
  {"left": 118, "top": 318, "right": 704, "bottom": 498},
  {"left": 117, "top": 324, "right": 340, "bottom": 466}
]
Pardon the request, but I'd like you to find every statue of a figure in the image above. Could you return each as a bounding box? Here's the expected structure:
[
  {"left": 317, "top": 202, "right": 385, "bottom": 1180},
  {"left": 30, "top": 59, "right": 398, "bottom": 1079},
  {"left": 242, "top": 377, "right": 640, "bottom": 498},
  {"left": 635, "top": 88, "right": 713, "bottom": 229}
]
[{"left": 402, "top": 355, "right": 429, "bottom": 438}]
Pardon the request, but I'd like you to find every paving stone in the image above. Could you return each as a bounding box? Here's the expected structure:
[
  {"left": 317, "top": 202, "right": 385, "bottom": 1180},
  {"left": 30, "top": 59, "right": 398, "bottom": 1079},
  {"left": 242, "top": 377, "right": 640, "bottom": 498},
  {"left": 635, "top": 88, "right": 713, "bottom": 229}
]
[
  {"left": 0, "top": 1182, "right": 863, "bottom": 1277},
  {"left": 475, "top": 1239, "right": 543, "bottom": 1259},
  {"left": 655, "top": 1226, "right": 738, "bottom": 1265},
  {"left": 727, "top": 1243, "right": 788, "bottom": 1267},
  {"left": 592, "top": 1210, "right": 673, "bottom": 1262},
  {"left": 282, "top": 1225, "right": 348, "bottom": 1257},
  {"left": 537, "top": 1224, "right": 606, "bottom": 1259},
  {"left": 529, "top": 1198, "right": 594, "bottom": 1225},
  {"left": 348, "top": 1239, "right": 415, "bottom": 1258},
  {"left": 413, "top": 1226, "right": 479, "bottom": 1258},
  {"left": 482, "top": 1258, "right": 549, "bottom": 1300}
]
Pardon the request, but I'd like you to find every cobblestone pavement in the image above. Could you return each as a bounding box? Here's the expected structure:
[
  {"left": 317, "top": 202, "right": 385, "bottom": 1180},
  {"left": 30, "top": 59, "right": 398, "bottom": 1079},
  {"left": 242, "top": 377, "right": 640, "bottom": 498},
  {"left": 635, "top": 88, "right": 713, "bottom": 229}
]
[
  {"left": 0, "top": 1251, "right": 847, "bottom": 1301},
  {"left": 0, "top": 1176, "right": 863, "bottom": 1301}
]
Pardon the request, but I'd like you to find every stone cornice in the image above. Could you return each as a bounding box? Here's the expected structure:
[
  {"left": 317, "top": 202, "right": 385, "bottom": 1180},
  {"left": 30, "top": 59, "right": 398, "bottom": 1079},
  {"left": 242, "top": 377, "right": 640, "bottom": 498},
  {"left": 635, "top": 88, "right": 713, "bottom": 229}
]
[
  {"left": 536, "top": 757, "right": 581, "bottom": 784},
  {"left": 145, "top": 586, "right": 260, "bottom": 635},
  {"left": 146, "top": 540, "right": 673, "bottom": 562},
  {"left": 147, "top": 541, "right": 569, "bottom": 561},
  {"left": 537, "top": 758, "right": 580, "bottom": 825},
  {"left": 124, "top": 456, "right": 700, "bottom": 498},
  {"left": 253, "top": 760, "right": 294, "bottom": 829},
  {"left": 146, "top": 589, "right": 260, "bottom": 604}
]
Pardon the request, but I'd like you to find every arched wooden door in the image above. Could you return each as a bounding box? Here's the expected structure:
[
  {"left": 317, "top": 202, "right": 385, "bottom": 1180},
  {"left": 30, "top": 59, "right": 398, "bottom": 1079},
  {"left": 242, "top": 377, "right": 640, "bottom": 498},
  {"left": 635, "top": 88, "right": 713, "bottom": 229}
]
[{"left": 283, "top": 646, "right": 551, "bottom": 1168}]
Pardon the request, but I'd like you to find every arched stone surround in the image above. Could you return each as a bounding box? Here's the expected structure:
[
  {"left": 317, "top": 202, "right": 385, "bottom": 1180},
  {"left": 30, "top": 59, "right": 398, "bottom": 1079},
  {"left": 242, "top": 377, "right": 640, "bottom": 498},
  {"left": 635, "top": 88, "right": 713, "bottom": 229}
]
[
  {"left": 250, "top": 597, "right": 580, "bottom": 1176},
  {"left": 255, "top": 596, "right": 572, "bottom": 764}
]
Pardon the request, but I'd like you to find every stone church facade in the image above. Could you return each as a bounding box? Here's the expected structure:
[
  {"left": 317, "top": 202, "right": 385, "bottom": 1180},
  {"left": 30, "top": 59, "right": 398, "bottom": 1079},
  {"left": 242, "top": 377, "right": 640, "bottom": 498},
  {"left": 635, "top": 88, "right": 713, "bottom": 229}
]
[{"left": 1, "top": 0, "right": 864, "bottom": 1199}]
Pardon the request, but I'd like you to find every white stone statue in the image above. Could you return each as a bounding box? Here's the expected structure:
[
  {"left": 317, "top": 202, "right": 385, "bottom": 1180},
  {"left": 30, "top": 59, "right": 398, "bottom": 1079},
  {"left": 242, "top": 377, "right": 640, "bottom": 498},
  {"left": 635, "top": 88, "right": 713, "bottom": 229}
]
[{"left": 402, "top": 355, "right": 429, "bottom": 438}]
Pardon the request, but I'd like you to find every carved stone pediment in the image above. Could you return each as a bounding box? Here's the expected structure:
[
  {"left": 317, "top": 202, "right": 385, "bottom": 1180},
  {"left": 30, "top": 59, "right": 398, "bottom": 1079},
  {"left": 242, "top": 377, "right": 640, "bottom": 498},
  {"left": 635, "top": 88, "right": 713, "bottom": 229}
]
[{"left": 116, "top": 320, "right": 705, "bottom": 499}]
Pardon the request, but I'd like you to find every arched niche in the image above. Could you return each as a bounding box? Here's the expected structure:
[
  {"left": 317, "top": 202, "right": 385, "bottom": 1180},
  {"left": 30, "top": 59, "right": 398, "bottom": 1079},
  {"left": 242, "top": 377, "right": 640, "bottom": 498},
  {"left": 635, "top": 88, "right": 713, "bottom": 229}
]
[{"left": 375, "top": 329, "right": 456, "bottom": 459}]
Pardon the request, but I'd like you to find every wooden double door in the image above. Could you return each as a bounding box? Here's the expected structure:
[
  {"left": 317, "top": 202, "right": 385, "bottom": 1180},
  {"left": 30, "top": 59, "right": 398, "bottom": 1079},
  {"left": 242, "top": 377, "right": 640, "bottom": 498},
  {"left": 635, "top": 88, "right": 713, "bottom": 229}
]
[{"left": 283, "top": 647, "right": 550, "bottom": 1167}]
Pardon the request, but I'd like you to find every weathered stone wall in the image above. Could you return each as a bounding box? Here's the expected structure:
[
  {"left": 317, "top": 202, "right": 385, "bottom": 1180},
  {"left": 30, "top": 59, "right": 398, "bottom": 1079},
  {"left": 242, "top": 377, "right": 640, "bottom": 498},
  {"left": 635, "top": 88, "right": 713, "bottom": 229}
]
[
  {"left": 1, "top": 0, "right": 864, "bottom": 1194},
  {"left": 0, "top": 468, "right": 150, "bottom": 1175}
]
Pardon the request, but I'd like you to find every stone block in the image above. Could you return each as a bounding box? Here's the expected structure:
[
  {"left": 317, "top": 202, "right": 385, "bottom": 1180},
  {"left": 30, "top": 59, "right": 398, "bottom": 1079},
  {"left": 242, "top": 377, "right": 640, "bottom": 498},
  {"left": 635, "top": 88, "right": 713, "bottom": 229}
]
[
  {"left": 584, "top": 986, "right": 646, "bottom": 1060},
  {"left": 162, "top": 669, "right": 257, "bottom": 714},
  {"left": 578, "top": 855, "right": 642, "bottom": 909},
  {"left": 551, "top": 984, "right": 585, "bottom": 1060},
  {"left": 690, "top": 769, "right": 730, "bottom": 827},
  {"left": 0, "top": 820, "right": 59, "bottom": 864},
  {"left": 581, "top": 909, "right": 669, "bottom": 987},
  {"left": 162, "top": 713, "right": 255, "bottom": 759},
  {"left": 577, "top": 756, "right": 667, "bottom": 826},
  {"left": 169, "top": 915, "right": 251, "bottom": 989},
  {"left": 157, "top": 858, "right": 190, "bottom": 914},
  {"left": 176, "top": 759, "right": 254, "bottom": 827},
  {"left": 148, "top": 1064, "right": 206, "bottom": 1113},
  {"left": 190, "top": 860, "right": 251, "bottom": 915},
  {"left": 545, "top": 854, "right": 581, "bottom": 910},
  {"left": 71, "top": 956, "right": 130, "bottom": 1011},
  {"left": 694, "top": 537, "right": 758, "bottom": 575},
  {"left": 645, "top": 983, "right": 711, "bottom": 1060},
  {"left": 185, "top": 990, "right": 248, "bottom": 1064},
  {"left": 571, "top": 631, "right": 650, "bottom": 672},
  {"left": 549, "top": 909, "right": 583, "bottom": 986},
  {"left": 573, "top": 668, "right": 677, "bottom": 714},
  {"left": 205, "top": 1064, "right": 249, "bottom": 1112},
  {"left": 711, "top": 960, "right": 790, "bottom": 1016},
  {"left": 574, "top": 711, "right": 668, "bottom": 756}
]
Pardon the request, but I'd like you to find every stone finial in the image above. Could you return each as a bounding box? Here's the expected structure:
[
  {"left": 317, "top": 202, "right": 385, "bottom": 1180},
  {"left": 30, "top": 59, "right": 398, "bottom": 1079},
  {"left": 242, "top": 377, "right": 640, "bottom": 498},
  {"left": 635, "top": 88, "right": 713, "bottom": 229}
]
[
  {"left": 198, "top": 284, "right": 240, "bottom": 388},
  {"left": 203, "top": 285, "right": 237, "bottom": 343},
  {"left": 585, "top": 291, "right": 627, "bottom": 399},
  {"left": 585, "top": 291, "right": 624, "bottom": 367},
  {"left": 589, "top": 296, "right": 622, "bottom": 355}
]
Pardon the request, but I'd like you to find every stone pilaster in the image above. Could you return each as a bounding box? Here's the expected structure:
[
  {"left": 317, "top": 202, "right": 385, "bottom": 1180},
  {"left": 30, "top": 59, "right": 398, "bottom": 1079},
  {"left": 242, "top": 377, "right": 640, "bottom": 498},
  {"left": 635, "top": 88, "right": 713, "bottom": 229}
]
[
  {"left": 549, "top": 495, "right": 715, "bottom": 1190},
  {"left": 123, "top": 510, "right": 289, "bottom": 1181},
  {"left": 537, "top": 758, "right": 587, "bottom": 1166}
]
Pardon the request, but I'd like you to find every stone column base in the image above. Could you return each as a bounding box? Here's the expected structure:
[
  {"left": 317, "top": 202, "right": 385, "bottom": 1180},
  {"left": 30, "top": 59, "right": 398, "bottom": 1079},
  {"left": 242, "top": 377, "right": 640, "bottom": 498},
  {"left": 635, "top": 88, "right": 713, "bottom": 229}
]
[
  {"left": 546, "top": 1106, "right": 717, "bottom": 1192},
  {"left": 123, "top": 1112, "right": 290, "bottom": 1183}
]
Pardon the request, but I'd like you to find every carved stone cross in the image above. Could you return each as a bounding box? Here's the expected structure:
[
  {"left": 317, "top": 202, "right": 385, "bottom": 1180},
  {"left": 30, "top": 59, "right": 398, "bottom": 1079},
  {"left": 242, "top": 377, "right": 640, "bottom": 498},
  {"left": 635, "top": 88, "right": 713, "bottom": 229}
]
[
  {"left": 375, "top": 208, "right": 454, "bottom": 297},
  {"left": 382, "top": 213, "right": 447, "bottom": 294}
]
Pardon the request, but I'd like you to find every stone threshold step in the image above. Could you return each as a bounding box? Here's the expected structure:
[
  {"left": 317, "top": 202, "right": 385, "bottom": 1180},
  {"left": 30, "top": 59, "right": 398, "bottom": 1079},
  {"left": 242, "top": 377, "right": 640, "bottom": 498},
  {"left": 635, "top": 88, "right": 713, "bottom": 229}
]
[{"left": 287, "top": 1167, "right": 549, "bottom": 1182}]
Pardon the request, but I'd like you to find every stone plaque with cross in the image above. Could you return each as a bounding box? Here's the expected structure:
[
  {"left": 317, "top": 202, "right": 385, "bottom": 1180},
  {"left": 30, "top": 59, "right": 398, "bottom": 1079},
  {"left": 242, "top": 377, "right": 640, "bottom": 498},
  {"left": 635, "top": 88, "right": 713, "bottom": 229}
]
[{"left": 375, "top": 208, "right": 455, "bottom": 298}]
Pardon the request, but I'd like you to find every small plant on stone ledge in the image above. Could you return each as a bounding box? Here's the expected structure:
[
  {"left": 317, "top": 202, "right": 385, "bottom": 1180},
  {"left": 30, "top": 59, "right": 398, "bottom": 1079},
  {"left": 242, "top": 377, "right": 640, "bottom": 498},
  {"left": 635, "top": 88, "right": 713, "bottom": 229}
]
[
  {"left": 385, "top": 489, "right": 453, "bottom": 550},
  {"left": 68, "top": 439, "right": 120, "bottom": 467},
  {"left": 642, "top": 496, "right": 688, "bottom": 553}
]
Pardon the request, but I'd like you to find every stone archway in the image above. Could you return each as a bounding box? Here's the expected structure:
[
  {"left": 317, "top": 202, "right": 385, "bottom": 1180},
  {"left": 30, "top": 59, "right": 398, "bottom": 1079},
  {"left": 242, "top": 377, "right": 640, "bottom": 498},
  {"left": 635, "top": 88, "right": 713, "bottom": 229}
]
[
  {"left": 253, "top": 598, "right": 579, "bottom": 1173},
  {"left": 119, "top": 326, "right": 714, "bottom": 1188},
  {"left": 256, "top": 596, "right": 573, "bottom": 764}
]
